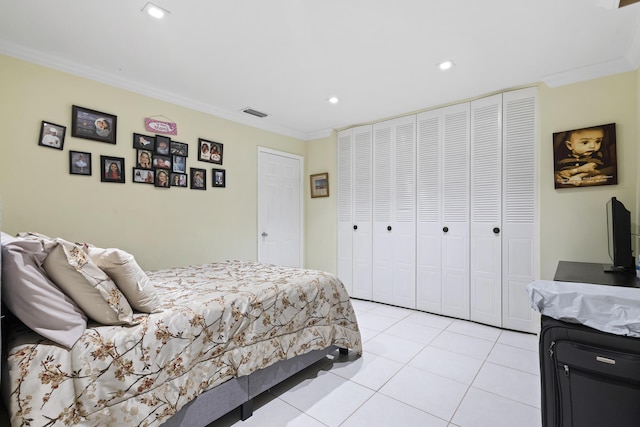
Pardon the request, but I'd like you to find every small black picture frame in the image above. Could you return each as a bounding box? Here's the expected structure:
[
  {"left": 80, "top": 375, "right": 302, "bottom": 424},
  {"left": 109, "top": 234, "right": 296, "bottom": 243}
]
[
  {"left": 171, "top": 172, "right": 188, "bottom": 187},
  {"left": 173, "top": 155, "right": 186, "bottom": 173},
  {"left": 170, "top": 141, "right": 188, "bottom": 156},
  {"left": 154, "top": 169, "right": 170, "bottom": 188},
  {"left": 69, "top": 151, "right": 91, "bottom": 175},
  {"left": 132, "top": 168, "right": 154, "bottom": 184},
  {"left": 133, "top": 133, "right": 155, "bottom": 151},
  {"left": 212, "top": 168, "right": 226, "bottom": 188},
  {"left": 39, "top": 121, "right": 66, "bottom": 150},
  {"left": 190, "top": 168, "right": 206, "bottom": 190},
  {"left": 72, "top": 105, "right": 117, "bottom": 144},
  {"left": 136, "top": 149, "right": 153, "bottom": 169},
  {"left": 198, "top": 138, "right": 223, "bottom": 164},
  {"left": 155, "top": 135, "right": 171, "bottom": 155},
  {"left": 153, "top": 154, "right": 171, "bottom": 169},
  {"left": 100, "top": 155, "right": 125, "bottom": 183}
]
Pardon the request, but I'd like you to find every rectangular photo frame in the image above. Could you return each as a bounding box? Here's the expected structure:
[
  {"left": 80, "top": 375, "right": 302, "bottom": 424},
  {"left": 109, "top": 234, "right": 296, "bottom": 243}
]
[
  {"left": 173, "top": 155, "right": 186, "bottom": 173},
  {"left": 553, "top": 123, "right": 617, "bottom": 189},
  {"left": 72, "top": 105, "right": 117, "bottom": 144},
  {"left": 171, "top": 172, "right": 188, "bottom": 187},
  {"left": 133, "top": 133, "right": 155, "bottom": 151},
  {"left": 310, "top": 172, "right": 329, "bottom": 198},
  {"left": 155, "top": 135, "right": 171, "bottom": 155},
  {"left": 198, "top": 138, "right": 223, "bottom": 164},
  {"left": 212, "top": 168, "right": 226, "bottom": 188},
  {"left": 153, "top": 154, "right": 171, "bottom": 169},
  {"left": 39, "top": 121, "right": 66, "bottom": 150},
  {"left": 154, "top": 169, "right": 170, "bottom": 188},
  {"left": 170, "top": 141, "right": 188, "bottom": 156},
  {"left": 190, "top": 167, "right": 206, "bottom": 190},
  {"left": 136, "top": 149, "right": 153, "bottom": 169},
  {"left": 100, "top": 155, "right": 125, "bottom": 183},
  {"left": 69, "top": 151, "right": 91, "bottom": 175},
  {"left": 133, "top": 168, "right": 154, "bottom": 184}
]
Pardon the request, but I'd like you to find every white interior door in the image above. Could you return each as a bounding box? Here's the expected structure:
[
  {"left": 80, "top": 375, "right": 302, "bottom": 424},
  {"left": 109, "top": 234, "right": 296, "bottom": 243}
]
[{"left": 258, "top": 148, "right": 303, "bottom": 267}]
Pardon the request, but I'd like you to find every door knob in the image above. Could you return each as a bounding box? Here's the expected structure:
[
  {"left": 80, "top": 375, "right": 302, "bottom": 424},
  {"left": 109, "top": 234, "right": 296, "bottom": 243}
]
[
  {"left": 443, "top": 226, "right": 449, "bottom": 233},
  {"left": 353, "top": 225, "right": 358, "bottom": 230},
  {"left": 261, "top": 232, "right": 268, "bottom": 237},
  {"left": 387, "top": 225, "right": 392, "bottom": 231},
  {"left": 493, "top": 227, "right": 500, "bottom": 234}
]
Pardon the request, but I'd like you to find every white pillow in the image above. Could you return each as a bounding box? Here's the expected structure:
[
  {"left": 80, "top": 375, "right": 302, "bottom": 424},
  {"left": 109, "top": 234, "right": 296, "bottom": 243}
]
[
  {"left": 43, "top": 239, "right": 136, "bottom": 326},
  {"left": 84, "top": 246, "right": 162, "bottom": 313},
  {"left": 1, "top": 232, "right": 87, "bottom": 348}
]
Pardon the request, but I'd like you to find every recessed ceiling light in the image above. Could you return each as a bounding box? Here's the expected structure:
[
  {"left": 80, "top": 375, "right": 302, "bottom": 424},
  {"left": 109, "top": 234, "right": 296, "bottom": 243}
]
[
  {"left": 328, "top": 97, "right": 340, "bottom": 104},
  {"left": 142, "top": 2, "right": 169, "bottom": 19},
  {"left": 438, "top": 60, "right": 455, "bottom": 71}
]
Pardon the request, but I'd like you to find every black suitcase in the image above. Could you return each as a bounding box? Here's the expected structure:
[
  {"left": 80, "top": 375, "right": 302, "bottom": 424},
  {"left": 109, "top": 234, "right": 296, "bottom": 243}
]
[{"left": 540, "top": 315, "right": 640, "bottom": 427}]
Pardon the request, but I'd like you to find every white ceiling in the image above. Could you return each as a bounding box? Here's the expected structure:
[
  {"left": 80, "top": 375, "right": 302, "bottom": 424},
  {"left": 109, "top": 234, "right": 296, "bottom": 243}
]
[{"left": 1, "top": 0, "right": 639, "bottom": 140}]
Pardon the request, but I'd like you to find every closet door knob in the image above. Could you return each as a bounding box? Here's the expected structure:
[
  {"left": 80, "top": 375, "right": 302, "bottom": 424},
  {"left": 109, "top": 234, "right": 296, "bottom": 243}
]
[
  {"left": 353, "top": 225, "right": 358, "bottom": 230},
  {"left": 493, "top": 227, "right": 500, "bottom": 234},
  {"left": 387, "top": 225, "right": 392, "bottom": 231},
  {"left": 443, "top": 226, "right": 449, "bottom": 233}
]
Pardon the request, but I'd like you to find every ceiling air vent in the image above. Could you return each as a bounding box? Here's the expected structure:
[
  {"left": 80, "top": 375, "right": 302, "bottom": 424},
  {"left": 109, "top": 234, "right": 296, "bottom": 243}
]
[{"left": 242, "top": 108, "right": 268, "bottom": 118}]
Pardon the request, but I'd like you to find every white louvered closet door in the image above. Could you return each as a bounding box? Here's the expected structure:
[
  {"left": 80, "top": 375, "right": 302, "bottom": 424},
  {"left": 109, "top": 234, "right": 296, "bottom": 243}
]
[
  {"left": 441, "top": 103, "right": 470, "bottom": 319},
  {"left": 392, "top": 115, "right": 416, "bottom": 308},
  {"left": 372, "top": 121, "right": 394, "bottom": 304},
  {"left": 470, "top": 94, "right": 503, "bottom": 327},
  {"left": 416, "top": 109, "right": 443, "bottom": 314},
  {"left": 337, "top": 129, "right": 354, "bottom": 294},
  {"left": 502, "top": 87, "right": 538, "bottom": 333},
  {"left": 372, "top": 116, "right": 416, "bottom": 308},
  {"left": 352, "top": 126, "right": 373, "bottom": 300}
]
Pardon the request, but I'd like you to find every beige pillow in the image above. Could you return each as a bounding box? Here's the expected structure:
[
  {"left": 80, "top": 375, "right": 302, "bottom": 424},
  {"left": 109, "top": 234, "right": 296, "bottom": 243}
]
[
  {"left": 1, "top": 232, "right": 87, "bottom": 348},
  {"left": 85, "top": 246, "right": 162, "bottom": 313},
  {"left": 43, "top": 239, "right": 136, "bottom": 325}
]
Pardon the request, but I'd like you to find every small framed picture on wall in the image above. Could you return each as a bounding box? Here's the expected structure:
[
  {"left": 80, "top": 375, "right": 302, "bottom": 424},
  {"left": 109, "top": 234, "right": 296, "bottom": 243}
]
[
  {"left": 212, "top": 168, "right": 225, "bottom": 188},
  {"left": 72, "top": 105, "right": 117, "bottom": 144},
  {"left": 69, "top": 151, "right": 91, "bottom": 175},
  {"left": 100, "top": 155, "right": 125, "bottom": 183},
  {"left": 190, "top": 167, "right": 206, "bottom": 190},
  {"left": 39, "top": 121, "right": 66, "bottom": 150}
]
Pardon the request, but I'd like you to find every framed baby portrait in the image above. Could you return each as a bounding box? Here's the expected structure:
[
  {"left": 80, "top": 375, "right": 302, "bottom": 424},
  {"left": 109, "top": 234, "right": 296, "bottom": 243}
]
[
  {"left": 72, "top": 105, "right": 117, "bottom": 144},
  {"left": 212, "top": 168, "right": 226, "bottom": 188},
  {"left": 100, "top": 155, "right": 125, "bottom": 183},
  {"left": 553, "top": 123, "right": 617, "bottom": 189},
  {"left": 69, "top": 151, "right": 91, "bottom": 175}
]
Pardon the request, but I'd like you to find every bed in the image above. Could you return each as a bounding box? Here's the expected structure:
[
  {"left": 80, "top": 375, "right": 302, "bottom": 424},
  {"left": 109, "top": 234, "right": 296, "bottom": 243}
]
[{"left": 0, "top": 233, "right": 362, "bottom": 427}]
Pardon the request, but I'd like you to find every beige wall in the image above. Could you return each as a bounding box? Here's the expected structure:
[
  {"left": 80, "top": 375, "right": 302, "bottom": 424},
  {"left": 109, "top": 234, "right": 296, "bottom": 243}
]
[
  {"left": 2, "top": 54, "right": 638, "bottom": 280},
  {"left": 538, "top": 71, "right": 638, "bottom": 279},
  {"left": 0, "top": 55, "right": 306, "bottom": 270}
]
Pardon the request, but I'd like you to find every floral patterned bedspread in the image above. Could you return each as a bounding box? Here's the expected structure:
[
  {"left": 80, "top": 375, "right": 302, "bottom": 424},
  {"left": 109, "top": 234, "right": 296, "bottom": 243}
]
[{"left": 4, "top": 261, "right": 361, "bottom": 427}]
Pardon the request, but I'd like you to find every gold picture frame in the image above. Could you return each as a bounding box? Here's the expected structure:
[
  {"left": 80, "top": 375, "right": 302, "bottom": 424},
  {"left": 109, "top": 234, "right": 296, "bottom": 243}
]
[{"left": 310, "top": 172, "right": 329, "bottom": 198}]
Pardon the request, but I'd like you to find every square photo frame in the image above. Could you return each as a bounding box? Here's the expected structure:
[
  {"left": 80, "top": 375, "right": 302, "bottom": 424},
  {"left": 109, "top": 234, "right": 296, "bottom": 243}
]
[
  {"left": 552, "top": 123, "right": 617, "bottom": 189},
  {"left": 190, "top": 167, "right": 206, "bottom": 190},
  {"left": 171, "top": 172, "right": 188, "bottom": 187},
  {"left": 132, "top": 168, "right": 154, "bottom": 184},
  {"left": 154, "top": 169, "right": 170, "bottom": 188},
  {"left": 170, "top": 141, "right": 188, "bottom": 156},
  {"left": 153, "top": 154, "right": 171, "bottom": 169},
  {"left": 100, "top": 155, "right": 125, "bottom": 183},
  {"left": 69, "top": 151, "right": 91, "bottom": 175},
  {"left": 212, "top": 168, "right": 226, "bottom": 188},
  {"left": 72, "top": 105, "right": 117, "bottom": 144},
  {"left": 39, "top": 121, "right": 66, "bottom": 150},
  {"left": 155, "top": 135, "right": 171, "bottom": 155},
  {"left": 133, "top": 133, "right": 155, "bottom": 151},
  {"left": 310, "top": 172, "right": 329, "bottom": 198},
  {"left": 198, "top": 138, "right": 223, "bottom": 164}
]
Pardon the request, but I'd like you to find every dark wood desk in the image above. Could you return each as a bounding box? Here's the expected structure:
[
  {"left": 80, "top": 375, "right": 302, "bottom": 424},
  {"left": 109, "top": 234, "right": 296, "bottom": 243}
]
[{"left": 554, "top": 261, "right": 638, "bottom": 287}]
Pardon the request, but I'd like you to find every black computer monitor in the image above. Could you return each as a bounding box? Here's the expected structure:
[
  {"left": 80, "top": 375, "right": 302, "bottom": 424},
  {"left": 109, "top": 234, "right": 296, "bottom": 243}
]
[{"left": 604, "top": 197, "right": 634, "bottom": 273}]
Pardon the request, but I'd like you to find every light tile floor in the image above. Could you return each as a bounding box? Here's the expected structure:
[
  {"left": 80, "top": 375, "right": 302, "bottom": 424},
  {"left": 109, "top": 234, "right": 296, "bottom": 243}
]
[{"left": 209, "top": 299, "right": 542, "bottom": 427}]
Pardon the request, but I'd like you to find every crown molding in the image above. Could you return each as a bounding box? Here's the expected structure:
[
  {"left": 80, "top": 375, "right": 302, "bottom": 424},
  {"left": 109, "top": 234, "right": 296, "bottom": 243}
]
[
  {"left": 541, "top": 56, "right": 636, "bottom": 87},
  {"left": 0, "top": 40, "right": 314, "bottom": 141}
]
